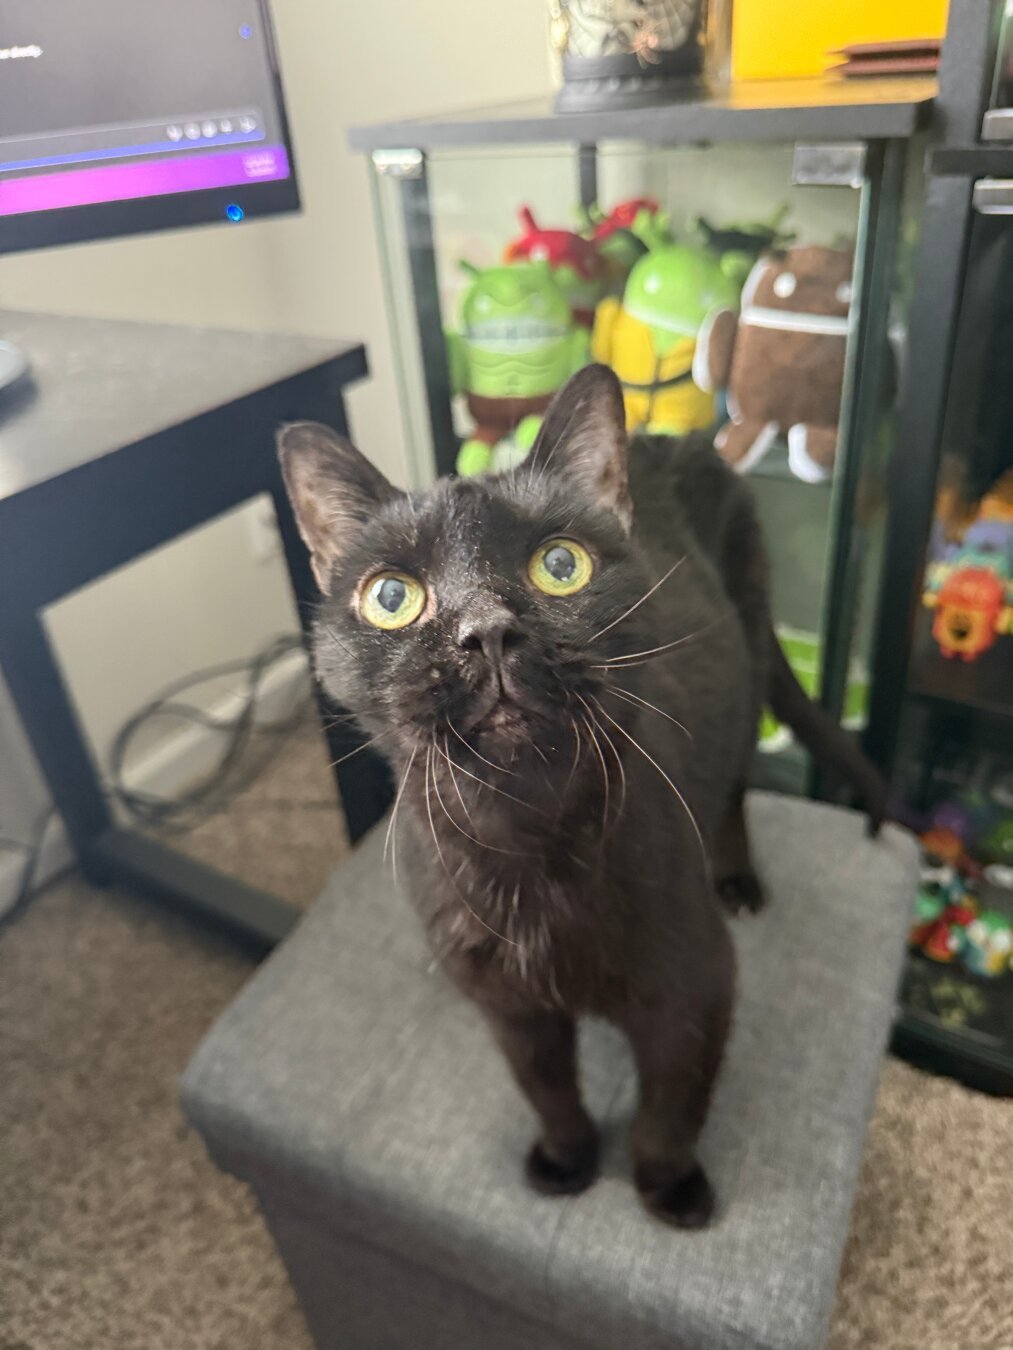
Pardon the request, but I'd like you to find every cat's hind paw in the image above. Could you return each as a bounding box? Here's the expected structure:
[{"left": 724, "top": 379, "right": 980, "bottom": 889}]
[{"left": 717, "top": 871, "right": 766, "bottom": 915}]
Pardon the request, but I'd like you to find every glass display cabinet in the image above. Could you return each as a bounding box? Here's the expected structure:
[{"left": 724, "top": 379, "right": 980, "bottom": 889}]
[
  {"left": 351, "top": 76, "right": 933, "bottom": 799},
  {"left": 866, "top": 0, "right": 1013, "bottom": 1095}
]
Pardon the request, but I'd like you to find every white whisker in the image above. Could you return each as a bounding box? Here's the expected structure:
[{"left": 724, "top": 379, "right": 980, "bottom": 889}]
[
  {"left": 577, "top": 703, "right": 610, "bottom": 838},
  {"left": 595, "top": 714, "right": 628, "bottom": 826},
  {"left": 327, "top": 728, "right": 389, "bottom": 769},
  {"left": 442, "top": 733, "right": 548, "bottom": 815},
  {"left": 565, "top": 717, "right": 583, "bottom": 796},
  {"left": 423, "top": 746, "right": 518, "bottom": 946},
  {"left": 591, "top": 697, "right": 712, "bottom": 886},
  {"left": 384, "top": 743, "right": 418, "bottom": 883},
  {"left": 435, "top": 736, "right": 474, "bottom": 822},
  {"left": 429, "top": 736, "right": 523, "bottom": 855},
  {"left": 601, "top": 612, "right": 729, "bottom": 665},
  {"left": 603, "top": 685, "right": 693, "bottom": 740},
  {"left": 588, "top": 557, "right": 685, "bottom": 644},
  {"left": 448, "top": 720, "right": 515, "bottom": 776}
]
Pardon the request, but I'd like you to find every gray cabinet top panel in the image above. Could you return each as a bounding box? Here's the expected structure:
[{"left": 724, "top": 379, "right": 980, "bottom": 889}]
[{"left": 349, "top": 76, "right": 936, "bottom": 153}]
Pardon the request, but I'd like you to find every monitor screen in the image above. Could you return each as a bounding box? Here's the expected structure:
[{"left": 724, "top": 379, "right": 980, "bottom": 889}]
[{"left": 0, "top": 0, "right": 299, "bottom": 255}]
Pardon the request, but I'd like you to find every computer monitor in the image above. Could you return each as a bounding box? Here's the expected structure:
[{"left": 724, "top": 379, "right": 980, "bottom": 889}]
[{"left": 0, "top": 0, "right": 300, "bottom": 257}]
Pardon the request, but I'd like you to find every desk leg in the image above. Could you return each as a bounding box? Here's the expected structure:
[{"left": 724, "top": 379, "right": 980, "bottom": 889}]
[
  {"left": 0, "top": 606, "right": 114, "bottom": 884},
  {"left": 0, "top": 603, "right": 298, "bottom": 948}
]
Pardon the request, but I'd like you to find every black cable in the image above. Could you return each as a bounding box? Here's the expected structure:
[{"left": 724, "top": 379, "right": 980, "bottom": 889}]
[
  {"left": 0, "top": 636, "right": 339, "bottom": 926},
  {"left": 107, "top": 633, "right": 327, "bottom": 835},
  {"left": 0, "top": 806, "right": 56, "bottom": 931}
]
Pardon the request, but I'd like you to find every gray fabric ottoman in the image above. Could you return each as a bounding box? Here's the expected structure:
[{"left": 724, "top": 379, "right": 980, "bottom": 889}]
[{"left": 182, "top": 792, "right": 918, "bottom": 1350}]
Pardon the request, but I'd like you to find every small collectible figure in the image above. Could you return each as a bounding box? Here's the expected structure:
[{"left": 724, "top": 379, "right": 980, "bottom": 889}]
[
  {"left": 923, "top": 469, "right": 1013, "bottom": 619},
  {"left": 447, "top": 261, "right": 589, "bottom": 476},
  {"left": 592, "top": 240, "right": 738, "bottom": 434},
  {"left": 586, "top": 197, "right": 664, "bottom": 296},
  {"left": 696, "top": 205, "right": 795, "bottom": 288},
  {"left": 920, "top": 827, "right": 969, "bottom": 868},
  {"left": 960, "top": 518, "right": 1013, "bottom": 579},
  {"left": 932, "top": 566, "right": 1006, "bottom": 661},
  {"left": 553, "top": 0, "right": 707, "bottom": 112},
  {"left": 910, "top": 888, "right": 946, "bottom": 949},
  {"left": 504, "top": 207, "right": 605, "bottom": 327},
  {"left": 921, "top": 901, "right": 977, "bottom": 963},
  {"left": 695, "top": 245, "right": 855, "bottom": 481},
  {"left": 979, "top": 469, "right": 1013, "bottom": 522},
  {"left": 961, "top": 911, "right": 1013, "bottom": 977}
]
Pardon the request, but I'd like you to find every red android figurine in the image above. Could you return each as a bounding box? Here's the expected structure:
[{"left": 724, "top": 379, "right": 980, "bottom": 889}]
[
  {"left": 504, "top": 206, "right": 605, "bottom": 327},
  {"left": 588, "top": 197, "right": 664, "bottom": 295},
  {"left": 591, "top": 196, "right": 661, "bottom": 238},
  {"left": 932, "top": 566, "right": 1006, "bottom": 661},
  {"left": 921, "top": 897, "right": 977, "bottom": 962}
]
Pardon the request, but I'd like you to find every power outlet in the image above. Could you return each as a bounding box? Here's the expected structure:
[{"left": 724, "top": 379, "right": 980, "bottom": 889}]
[{"left": 245, "top": 497, "right": 282, "bottom": 563}]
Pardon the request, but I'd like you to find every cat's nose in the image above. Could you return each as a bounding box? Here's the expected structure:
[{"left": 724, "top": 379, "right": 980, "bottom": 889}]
[{"left": 458, "top": 612, "right": 523, "bottom": 668}]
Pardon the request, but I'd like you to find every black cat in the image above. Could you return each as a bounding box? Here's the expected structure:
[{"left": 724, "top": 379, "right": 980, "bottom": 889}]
[{"left": 279, "top": 364, "right": 885, "bottom": 1228}]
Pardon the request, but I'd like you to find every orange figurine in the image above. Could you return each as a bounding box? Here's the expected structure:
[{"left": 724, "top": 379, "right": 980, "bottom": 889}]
[{"left": 932, "top": 567, "right": 1006, "bottom": 661}]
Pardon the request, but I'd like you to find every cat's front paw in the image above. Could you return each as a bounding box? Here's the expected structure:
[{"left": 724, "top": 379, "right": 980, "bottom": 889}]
[
  {"left": 637, "top": 1163, "right": 716, "bottom": 1230},
  {"left": 717, "top": 871, "right": 766, "bottom": 915},
  {"left": 525, "top": 1136, "right": 599, "bottom": 1197}
]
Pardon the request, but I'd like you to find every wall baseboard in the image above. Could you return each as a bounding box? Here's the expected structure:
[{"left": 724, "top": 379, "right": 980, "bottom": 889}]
[{"left": 0, "top": 648, "right": 310, "bottom": 921}]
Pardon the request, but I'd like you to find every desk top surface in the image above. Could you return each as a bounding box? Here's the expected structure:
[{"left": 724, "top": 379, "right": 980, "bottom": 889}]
[{"left": 0, "top": 311, "right": 366, "bottom": 503}]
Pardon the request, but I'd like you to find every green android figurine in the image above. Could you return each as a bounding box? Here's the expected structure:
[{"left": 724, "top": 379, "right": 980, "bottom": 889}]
[
  {"left": 591, "top": 223, "right": 739, "bottom": 435},
  {"left": 696, "top": 205, "right": 795, "bottom": 289},
  {"left": 447, "top": 261, "right": 589, "bottom": 476}
]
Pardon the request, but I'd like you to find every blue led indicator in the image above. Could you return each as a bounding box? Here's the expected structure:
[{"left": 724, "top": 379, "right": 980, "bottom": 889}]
[
  {"left": 226, "top": 203, "right": 245, "bottom": 222},
  {"left": 239, "top": 23, "right": 253, "bottom": 38}
]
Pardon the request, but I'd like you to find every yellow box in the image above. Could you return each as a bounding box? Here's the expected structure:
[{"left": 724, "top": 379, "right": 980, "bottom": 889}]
[{"left": 731, "top": 0, "right": 950, "bottom": 82}]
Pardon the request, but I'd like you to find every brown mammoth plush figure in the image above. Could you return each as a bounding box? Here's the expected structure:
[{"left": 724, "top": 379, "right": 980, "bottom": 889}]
[{"left": 695, "top": 244, "right": 854, "bottom": 482}]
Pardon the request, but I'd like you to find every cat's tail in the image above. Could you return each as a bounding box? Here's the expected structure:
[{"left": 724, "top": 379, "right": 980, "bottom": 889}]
[{"left": 767, "top": 632, "right": 888, "bottom": 831}]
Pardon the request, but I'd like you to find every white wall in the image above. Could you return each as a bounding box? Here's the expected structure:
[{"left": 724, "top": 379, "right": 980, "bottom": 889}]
[{"left": 0, "top": 0, "right": 554, "bottom": 873}]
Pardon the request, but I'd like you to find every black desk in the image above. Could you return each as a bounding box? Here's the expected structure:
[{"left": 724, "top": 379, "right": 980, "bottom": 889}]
[{"left": 0, "top": 311, "right": 391, "bottom": 949}]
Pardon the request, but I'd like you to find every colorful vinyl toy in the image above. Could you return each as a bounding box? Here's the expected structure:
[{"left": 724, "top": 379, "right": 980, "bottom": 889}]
[
  {"left": 696, "top": 245, "right": 855, "bottom": 481},
  {"left": 961, "top": 911, "right": 1013, "bottom": 977},
  {"left": 696, "top": 205, "right": 795, "bottom": 289},
  {"left": 504, "top": 207, "right": 605, "bottom": 328},
  {"left": 592, "top": 239, "right": 738, "bottom": 435},
  {"left": 586, "top": 197, "right": 665, "bottom": 295},
  {"left": 932, "top": 566, "right": 1006, "bottom": 661},
  {"left": 447, "top": 260, "right": 589, "bottom": 476}
]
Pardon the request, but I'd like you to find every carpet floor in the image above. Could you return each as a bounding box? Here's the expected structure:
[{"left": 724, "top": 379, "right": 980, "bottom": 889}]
[{"left": 1, "top": 727, "right": 1011, "bottom": 1349}]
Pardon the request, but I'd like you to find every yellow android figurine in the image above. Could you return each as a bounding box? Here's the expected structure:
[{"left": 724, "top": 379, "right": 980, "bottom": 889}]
[{"left": 591, "top": 239, "right": 738, "bottom": 436}]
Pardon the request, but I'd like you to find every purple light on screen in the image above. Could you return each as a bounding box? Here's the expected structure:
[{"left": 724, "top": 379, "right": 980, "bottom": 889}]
[
  {"left": 0, "top": 147, "right": 290, "bottom": 217},
  {"left": 240, "top": 23, "right": 253, "bottom": 38}
]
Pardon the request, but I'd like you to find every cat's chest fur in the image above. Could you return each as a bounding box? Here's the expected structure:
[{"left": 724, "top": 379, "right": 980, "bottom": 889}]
[{"left": 403, "top": 812, "right": 636, "bottom": 1011}]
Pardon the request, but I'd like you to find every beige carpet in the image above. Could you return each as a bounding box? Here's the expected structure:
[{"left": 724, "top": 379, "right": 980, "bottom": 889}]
[{"left": 1, "top": 726, "right": 1011, "bottom": 1349}]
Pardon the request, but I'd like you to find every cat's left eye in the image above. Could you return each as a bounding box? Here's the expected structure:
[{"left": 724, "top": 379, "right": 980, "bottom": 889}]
[
  {"left": 359, "top": 571, "right": 427, "bottom": 630},
  {"left": 528, "top": 539, "right": 593, "bottom": 597}
]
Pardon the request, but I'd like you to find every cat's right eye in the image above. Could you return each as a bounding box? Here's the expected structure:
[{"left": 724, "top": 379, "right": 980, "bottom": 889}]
[
  {"left": 528, "top": 539, "right": 593, "bottom": 597},
  {"left": 358, "top": 571, "right": 427, "bottom": 630}
]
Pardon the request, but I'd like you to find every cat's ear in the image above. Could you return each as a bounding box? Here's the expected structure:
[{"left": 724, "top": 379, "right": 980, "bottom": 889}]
[
  {"left": 277, "top": 421, "right": 399, "bottom": 594},
  {"left": 524, "top": 364, "right": 632, "bottom": 531}
]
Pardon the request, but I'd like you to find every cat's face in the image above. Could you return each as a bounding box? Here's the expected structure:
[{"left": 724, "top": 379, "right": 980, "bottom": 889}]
[{"left": 279, "top": 366, "right": 651, "bottom": 783}]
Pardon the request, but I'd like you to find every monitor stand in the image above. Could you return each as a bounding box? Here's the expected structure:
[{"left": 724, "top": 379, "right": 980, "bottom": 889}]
[{"left": 0, "top": 338, "right": 30, "bottom": 396}]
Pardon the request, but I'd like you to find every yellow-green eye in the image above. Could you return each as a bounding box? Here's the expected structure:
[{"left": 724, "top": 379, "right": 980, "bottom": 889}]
[
  {"left": 359, "top": 571, "right": 427, "bottom": 629},
  {"left": 528, "top": 539, "right": 593, "bottom": 596}
]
